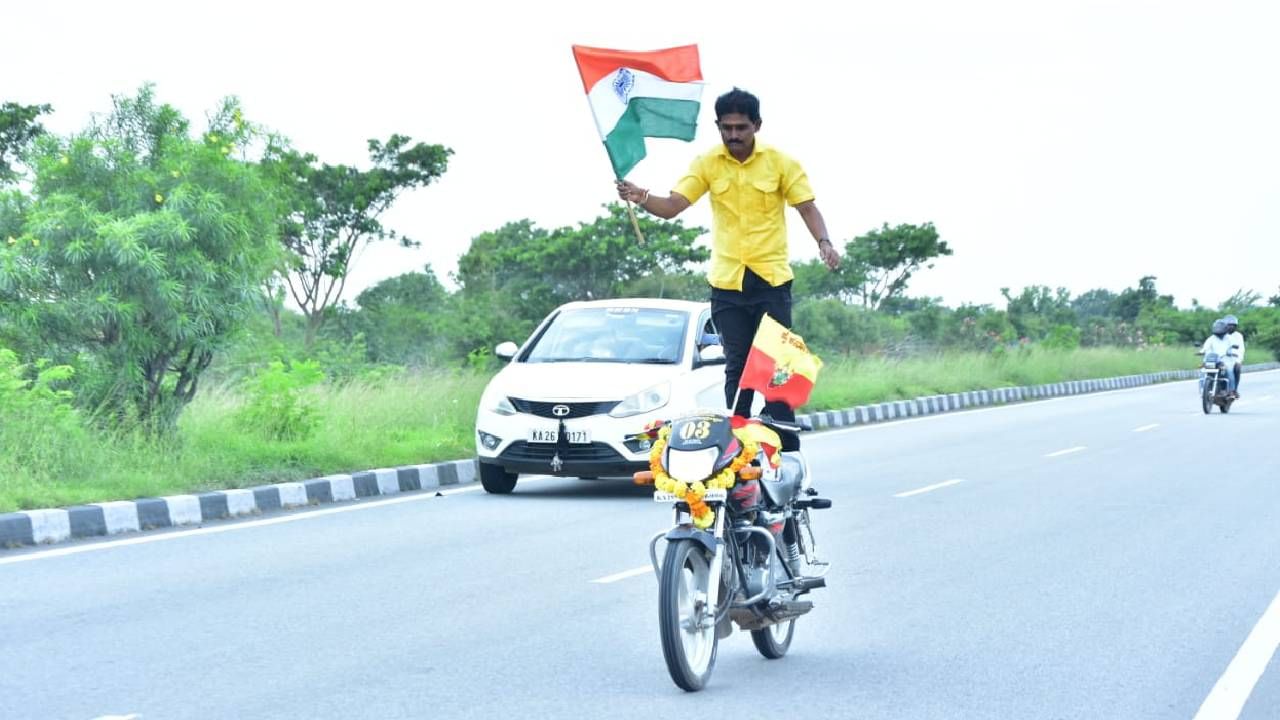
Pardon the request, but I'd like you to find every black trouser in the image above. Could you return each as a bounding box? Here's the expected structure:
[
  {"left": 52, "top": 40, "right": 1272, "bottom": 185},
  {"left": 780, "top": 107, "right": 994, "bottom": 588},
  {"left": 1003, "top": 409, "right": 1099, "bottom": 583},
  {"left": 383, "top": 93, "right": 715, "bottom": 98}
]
[{"left": 711, "top": 269, "right": 799, "bottom": 449}]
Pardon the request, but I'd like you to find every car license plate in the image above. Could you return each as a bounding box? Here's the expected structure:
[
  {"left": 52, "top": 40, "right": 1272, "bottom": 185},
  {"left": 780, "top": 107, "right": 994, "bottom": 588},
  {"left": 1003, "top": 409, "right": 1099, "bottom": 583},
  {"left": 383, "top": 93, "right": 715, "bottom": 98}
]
[
  {"left": 528, "top": 428, "right": 590, "bottom": 444},
  {"left": 654, "top": 489, "right": 727, "bottom": 502}
]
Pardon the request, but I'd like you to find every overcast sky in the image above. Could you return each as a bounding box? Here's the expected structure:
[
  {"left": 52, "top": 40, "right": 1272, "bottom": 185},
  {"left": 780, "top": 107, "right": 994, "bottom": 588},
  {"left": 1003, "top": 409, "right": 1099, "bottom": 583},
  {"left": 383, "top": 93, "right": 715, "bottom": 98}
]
[{"left": 6, "top": 0, "right": 1278, "bottom": 309}]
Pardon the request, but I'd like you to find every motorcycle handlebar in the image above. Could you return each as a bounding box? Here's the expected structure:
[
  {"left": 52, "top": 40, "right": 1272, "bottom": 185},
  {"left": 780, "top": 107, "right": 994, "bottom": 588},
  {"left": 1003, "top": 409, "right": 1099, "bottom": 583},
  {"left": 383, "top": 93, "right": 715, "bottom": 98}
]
[{"left": 757, "top": 413, "right": 811, "bottom": 433}]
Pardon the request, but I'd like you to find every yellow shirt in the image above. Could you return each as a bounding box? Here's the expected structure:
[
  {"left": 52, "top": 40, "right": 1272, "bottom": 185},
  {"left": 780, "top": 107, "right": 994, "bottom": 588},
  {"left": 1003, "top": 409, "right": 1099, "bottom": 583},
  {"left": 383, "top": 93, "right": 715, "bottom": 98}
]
[{"left": 672, "top": 142, "right": 815, "bottom": 291}]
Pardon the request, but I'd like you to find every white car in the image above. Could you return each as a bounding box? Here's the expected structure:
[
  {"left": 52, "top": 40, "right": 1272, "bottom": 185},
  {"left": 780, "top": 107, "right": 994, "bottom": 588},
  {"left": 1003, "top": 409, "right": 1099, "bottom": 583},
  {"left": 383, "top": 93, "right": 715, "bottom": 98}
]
[{"left": 474, "top": 298, "right": 728, "bottom": 493}]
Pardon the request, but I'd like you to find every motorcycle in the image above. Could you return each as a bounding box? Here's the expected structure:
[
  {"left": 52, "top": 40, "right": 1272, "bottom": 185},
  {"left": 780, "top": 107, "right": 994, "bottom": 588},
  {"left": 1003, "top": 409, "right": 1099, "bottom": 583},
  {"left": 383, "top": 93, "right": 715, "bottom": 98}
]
[
  {"left": 633, "top": 411, "right": 831, "bottom": 691},
  {"left": 1199, "top": 348, "right": 1238, "bottom": 414}
]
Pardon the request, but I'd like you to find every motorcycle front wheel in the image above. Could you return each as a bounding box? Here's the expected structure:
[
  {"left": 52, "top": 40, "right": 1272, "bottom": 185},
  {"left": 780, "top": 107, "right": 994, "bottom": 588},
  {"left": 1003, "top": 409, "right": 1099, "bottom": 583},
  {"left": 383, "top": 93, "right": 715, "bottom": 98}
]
[
  {"left": 1201, "top": 387, "right": 1213, "bottom": 415},
  {"left": 659, "top": 538, "right": 719, "bottom": 691}
]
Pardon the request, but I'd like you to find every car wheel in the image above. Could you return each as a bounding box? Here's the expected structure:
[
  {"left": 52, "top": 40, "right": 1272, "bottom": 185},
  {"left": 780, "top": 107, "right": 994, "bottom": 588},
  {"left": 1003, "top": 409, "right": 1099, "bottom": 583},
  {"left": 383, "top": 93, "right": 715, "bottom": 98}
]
[{"left": 479, "top": 462, "right": 518, "bottom": 494}]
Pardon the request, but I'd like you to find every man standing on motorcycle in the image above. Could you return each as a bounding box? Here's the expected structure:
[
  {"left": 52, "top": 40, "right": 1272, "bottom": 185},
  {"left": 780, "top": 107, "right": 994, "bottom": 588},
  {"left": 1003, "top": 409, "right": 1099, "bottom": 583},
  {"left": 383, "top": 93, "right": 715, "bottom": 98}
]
[
  {"left": 615, "top": 88, "right": 840, "bottom": 446},
  {"left": 1202, "top": 319, "right": 1238, "bottom": 396},
  {"left": 1223, "top": 314, "right": 1245, "bottom": 398}
]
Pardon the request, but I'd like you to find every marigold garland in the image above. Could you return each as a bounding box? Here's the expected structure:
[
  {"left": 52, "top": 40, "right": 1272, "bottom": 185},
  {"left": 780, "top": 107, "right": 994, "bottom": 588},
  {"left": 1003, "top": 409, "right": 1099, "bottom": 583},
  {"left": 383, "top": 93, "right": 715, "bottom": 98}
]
[{"left": 649, "top": 425, "right": 759, "bottom": 529}]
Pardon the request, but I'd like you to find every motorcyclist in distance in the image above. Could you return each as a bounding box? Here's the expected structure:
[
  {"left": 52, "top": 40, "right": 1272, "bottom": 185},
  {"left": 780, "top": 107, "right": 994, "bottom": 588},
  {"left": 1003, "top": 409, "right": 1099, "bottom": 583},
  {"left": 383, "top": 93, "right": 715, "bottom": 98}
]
[
  {"left": 1222, "top": 314, "right": 1245, "bottom": 398},
  {"left": 1201, "top": 319, "right": 1238, "bottom": 398}
]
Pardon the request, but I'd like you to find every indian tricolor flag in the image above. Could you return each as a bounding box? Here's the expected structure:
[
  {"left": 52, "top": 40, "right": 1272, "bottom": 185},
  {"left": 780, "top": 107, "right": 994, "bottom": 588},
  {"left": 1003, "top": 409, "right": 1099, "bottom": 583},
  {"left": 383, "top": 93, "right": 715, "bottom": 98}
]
[
  {"left": 572, "top": 44, "right": 704, "bottom": 179},
  {"left": 738, "top": 314, "right": 824, "bottom": 410}
]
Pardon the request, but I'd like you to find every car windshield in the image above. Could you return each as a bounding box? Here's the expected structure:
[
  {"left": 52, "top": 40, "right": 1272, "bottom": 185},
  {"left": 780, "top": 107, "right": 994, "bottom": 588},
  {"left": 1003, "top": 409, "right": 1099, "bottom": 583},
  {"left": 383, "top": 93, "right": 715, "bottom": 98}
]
[{"left": 524, "top": 307, "right": 689, "bottom": 364}]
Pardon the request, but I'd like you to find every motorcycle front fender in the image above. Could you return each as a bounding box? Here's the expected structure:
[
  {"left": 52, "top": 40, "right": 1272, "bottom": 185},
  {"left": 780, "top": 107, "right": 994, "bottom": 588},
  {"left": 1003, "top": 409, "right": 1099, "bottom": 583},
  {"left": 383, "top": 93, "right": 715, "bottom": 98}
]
[{"left": 665, "top": 526, "right": 720, "bottom": 555}]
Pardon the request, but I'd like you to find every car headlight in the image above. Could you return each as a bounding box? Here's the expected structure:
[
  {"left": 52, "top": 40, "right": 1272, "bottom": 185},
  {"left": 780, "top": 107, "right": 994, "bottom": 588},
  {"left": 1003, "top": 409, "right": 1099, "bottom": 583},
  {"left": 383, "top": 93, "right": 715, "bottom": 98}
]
[
  {"left": 609, "top": 382, "right": 670, "bottom": 418},
  {"left": 487, "top": 395, "right": 516, "bottom": 416}
]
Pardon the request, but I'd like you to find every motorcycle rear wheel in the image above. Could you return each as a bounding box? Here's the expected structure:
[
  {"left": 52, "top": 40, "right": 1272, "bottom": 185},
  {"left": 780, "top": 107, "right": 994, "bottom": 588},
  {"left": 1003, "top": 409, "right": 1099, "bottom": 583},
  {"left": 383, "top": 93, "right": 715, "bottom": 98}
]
[
  {"left": 751, "top": 618, "right": 795, "bottom": 659},
  {"left": 659, "top": 538, "right": 719, "bottom": 691}
]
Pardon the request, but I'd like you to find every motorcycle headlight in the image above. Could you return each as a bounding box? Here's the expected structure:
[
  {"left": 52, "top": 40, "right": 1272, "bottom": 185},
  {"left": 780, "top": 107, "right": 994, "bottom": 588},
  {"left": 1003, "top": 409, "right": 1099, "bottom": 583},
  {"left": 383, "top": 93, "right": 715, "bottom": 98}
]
[
  {"left": 609, "top": 382, "right": 670, "bottom": 418},
  {"left": 665, "top": 446, "right": 719, "bottom": 484}
]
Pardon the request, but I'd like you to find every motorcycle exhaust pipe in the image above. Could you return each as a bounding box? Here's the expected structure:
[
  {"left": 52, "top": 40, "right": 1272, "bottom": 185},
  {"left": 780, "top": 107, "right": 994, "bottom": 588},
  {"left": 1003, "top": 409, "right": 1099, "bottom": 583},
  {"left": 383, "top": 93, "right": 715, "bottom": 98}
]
[
  {"left": 782, "top": 576, "right": 826, "bottom": 592},
  {"left": 736, "top": 599, "right": 815, "bottom": 630}
]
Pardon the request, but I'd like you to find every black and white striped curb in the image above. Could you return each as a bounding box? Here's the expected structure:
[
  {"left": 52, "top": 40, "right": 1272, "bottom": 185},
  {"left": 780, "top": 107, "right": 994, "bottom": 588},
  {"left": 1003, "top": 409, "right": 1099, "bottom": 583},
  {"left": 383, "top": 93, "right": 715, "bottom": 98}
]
[
  {"left": 0, "top": 459, "right": 476, "bottom": 549},
  {"left": 794, "top": 362, "right": 1280, "bottom": 431},
  {"left": 3, "top": 362, "right": 1276, "bottom": 550}
]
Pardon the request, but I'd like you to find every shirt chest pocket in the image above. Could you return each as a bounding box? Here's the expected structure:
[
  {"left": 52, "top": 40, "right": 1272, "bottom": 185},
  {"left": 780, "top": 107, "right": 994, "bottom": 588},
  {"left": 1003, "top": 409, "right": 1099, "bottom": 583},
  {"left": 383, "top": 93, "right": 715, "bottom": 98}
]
[{"left": 750, "top": 177, "right": 782, "bottom": 214}]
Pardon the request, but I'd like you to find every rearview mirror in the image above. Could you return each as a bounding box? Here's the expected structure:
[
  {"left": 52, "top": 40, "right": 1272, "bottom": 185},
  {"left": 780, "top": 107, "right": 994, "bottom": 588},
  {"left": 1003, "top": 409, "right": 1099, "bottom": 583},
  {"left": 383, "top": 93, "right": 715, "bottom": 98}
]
[
  {"left": 494, "top": 341, "right": 518, "bottom": 360},
  {"left": 696, "top": 344, "right": 726, "bottom": 367}
]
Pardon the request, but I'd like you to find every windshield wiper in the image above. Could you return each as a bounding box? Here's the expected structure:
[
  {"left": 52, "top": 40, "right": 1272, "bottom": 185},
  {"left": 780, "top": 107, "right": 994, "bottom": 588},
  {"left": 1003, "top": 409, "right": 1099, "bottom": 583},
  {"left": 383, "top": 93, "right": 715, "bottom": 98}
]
[{"left": 632, "top": 358, "right": 677, "bottom": 364}]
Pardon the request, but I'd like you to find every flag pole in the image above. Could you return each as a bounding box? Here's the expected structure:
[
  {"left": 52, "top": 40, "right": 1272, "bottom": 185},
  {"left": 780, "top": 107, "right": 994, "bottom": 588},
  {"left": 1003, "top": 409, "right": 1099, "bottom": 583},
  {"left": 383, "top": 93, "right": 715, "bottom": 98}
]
[{"left": 623, "top": 193, "right": 646, "bottom": 245}]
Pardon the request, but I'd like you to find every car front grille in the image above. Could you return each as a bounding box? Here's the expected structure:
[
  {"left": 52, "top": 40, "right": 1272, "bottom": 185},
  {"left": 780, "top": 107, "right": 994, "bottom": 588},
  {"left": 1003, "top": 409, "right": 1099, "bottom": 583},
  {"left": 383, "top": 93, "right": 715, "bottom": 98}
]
[
  {"left": 499, "top": 441, "right": 627, "bottom": 464},
  {"left": 508, "top": 398, "right": 620, "bottom": 419}
]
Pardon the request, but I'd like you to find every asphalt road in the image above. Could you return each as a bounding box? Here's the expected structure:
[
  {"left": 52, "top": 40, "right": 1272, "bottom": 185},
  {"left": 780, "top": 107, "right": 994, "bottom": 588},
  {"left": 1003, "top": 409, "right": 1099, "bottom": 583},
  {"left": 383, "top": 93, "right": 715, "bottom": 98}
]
[{"left": 3, "top": 371, "right": 1278, "bottom": 720}]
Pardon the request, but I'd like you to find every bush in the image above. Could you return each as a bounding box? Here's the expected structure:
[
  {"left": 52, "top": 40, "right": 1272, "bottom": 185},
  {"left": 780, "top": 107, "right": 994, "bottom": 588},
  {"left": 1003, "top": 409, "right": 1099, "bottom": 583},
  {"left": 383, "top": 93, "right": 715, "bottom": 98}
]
[
  {"left": 310, "top": 332, "right": 373, "bottom": 384},
  {"left": 793, "top": 298, "right": 906, "bottom": 356},
  {"left": 942, "top": 305, "right": 1016, "bottom": 352},
  {"left": 1042, "top": 324, "right": 1082, "bottom": 351},
  {"left": 1242, "top": 307, "right": 1280, "bottom": 360},
  {"left": 0, "top": 347, "right": 88, "bottom": 474},
  {"left": 236, "top": 359, "right": 325, "bottom": 441},
  {"left": 466, "top": 346, "right": 495, "bottom": 372}
]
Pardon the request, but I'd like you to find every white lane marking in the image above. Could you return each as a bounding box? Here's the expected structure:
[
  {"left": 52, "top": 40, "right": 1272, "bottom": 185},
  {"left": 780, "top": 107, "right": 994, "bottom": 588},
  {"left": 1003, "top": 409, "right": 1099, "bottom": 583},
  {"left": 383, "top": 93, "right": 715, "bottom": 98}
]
[
  {"left": 591, "top": 565, "right": 652, "bottom": 584},
  {"left": 90, "top": 715, "right": 141, "bottom": 720},
  {"left": 809, "top": 368, "right": 1280, "bottom": 440},
  {"left": 0, "top": 476, "right": 558, "bottom": 566},
  {"left": 1045, "top": 446, "right": 1087, "bottom": 458},
  {"left": 1257, "top": 395, "right": 1273, "bottom": 402},
  {"left": 893, "top": 479, "right": 965, "bottom": 498},
  {"left": 1192, "top": 586, "right": 1280, "bottom": 720},
  {"left": 1132, "top": 423, "right": 1160, "bottom": 433}
]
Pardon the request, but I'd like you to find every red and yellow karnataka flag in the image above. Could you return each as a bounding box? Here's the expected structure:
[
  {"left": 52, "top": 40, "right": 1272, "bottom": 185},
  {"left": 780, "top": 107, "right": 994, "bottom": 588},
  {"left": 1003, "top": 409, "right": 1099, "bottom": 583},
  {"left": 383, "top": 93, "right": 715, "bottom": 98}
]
[
  {"left": 571, "top": 44, "right": 704, "bottom": 178},
  {"left": 738, "top": 314, "right": 823, "bottom": 410}
]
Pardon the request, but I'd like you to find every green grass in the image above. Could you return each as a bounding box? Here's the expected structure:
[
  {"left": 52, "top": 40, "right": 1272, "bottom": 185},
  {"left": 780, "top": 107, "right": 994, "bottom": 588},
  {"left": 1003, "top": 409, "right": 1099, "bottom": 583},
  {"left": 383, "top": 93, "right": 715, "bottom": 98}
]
[
  {"left": 0, "top": 371, "right": 489, "bottom": 513},
  {"left": 807, "top": 345, "right": 1194, "bottom": 410},
  {"left": 0, "top": 347, "right": 1201, "bottom": 512}
]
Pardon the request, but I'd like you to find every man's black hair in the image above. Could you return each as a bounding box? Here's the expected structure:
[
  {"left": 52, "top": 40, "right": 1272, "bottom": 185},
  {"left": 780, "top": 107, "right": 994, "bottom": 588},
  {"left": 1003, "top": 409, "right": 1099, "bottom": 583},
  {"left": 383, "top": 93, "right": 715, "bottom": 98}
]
[{"left": 715, "top": 87, "right": 761, "bottom": 124}]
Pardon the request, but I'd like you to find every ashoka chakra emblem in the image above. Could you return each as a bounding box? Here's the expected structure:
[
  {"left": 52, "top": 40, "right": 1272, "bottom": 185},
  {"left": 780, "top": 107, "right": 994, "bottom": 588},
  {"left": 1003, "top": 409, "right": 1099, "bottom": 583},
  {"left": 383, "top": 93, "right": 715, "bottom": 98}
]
[{"left": 612, "top": 68, "right": 636, "bottom": 103}]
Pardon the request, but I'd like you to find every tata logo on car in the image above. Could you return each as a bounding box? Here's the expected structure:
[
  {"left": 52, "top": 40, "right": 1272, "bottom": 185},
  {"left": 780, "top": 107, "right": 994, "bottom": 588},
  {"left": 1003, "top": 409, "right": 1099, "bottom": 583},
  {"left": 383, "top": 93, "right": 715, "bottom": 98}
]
[{"left": 551, "top": 404, "right": 571, "bottom": 417}]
